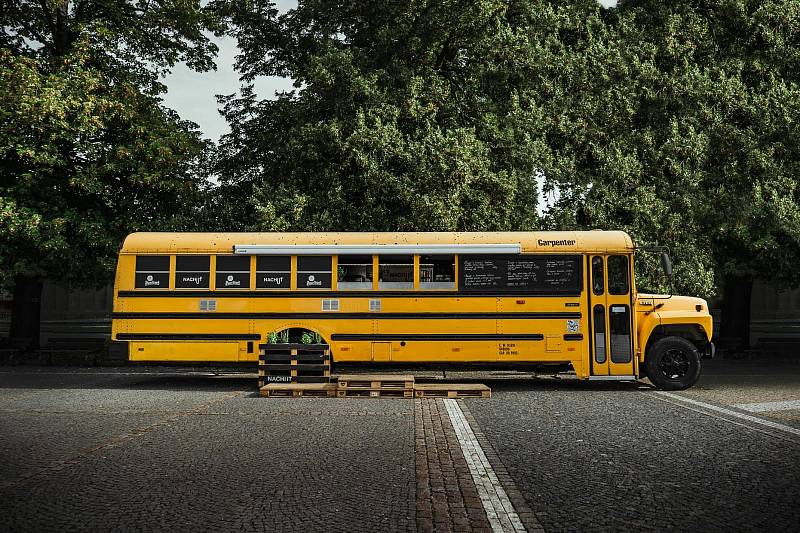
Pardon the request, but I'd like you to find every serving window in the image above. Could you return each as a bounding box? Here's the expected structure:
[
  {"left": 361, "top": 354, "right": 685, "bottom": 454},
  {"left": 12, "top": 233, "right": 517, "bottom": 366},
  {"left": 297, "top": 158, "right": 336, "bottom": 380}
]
[
  {"left": 135, "top": 255, "right": 169, "bottom": 289},
  {"left": 297, "top": 256, "right": 332, "bottom": 289},
  {"left": 419, "top": 255, "right": 455, "bottom": 289},
  {"left": 256, "top": 256, "right": 290, "bottom": 289},
  {"left": 174, "top": 256, "right": 210, "bottom": 289},
  {"left": 379, "top": 255, "right": 414, "bottom": 289},
  {"left": 337, "top": 255, "right": 373, "bottom": 290},
  {"left": 216, "top": 255, "right": 250, "bottom": 290}
]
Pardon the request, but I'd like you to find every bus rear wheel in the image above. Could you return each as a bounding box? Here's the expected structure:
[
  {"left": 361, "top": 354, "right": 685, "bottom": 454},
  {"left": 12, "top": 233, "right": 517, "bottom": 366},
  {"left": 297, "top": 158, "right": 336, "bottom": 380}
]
[{"left": 645, "top": 336, "right": 701, "bottom": 391}]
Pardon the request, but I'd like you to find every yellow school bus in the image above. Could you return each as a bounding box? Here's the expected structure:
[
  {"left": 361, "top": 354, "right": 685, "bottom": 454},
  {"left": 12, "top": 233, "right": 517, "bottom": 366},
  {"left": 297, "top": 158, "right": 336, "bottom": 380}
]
[{"left": 110, "top": 231, "right": 713, "bottom": 390}]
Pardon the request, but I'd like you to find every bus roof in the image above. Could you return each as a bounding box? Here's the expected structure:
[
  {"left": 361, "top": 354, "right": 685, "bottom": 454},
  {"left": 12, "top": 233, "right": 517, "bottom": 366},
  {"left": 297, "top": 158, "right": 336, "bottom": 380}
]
[{"left": 120, "top": 231, "right": 635, "bottom": 254}]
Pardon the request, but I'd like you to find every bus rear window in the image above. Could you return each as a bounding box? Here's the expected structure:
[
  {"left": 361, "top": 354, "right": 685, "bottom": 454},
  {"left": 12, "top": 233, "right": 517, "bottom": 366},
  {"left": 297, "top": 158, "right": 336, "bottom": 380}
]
[
  {"left": 135, "top": 256, "right": 169, "bottom": 289},
  {"left": 419, "top": 255, "right": 455, "bottom": 289},
  {"left": 297, "top": 256, "right": 332, "bottom": 289},
  {"left": 175, "top": 256, "right": 210, "bottom": 289},
  {"left": 256, "top": 256, "right": 290, "bottom": 289},
  {"left": 216, "top": 256, "right": 250, "bottom": 290}
]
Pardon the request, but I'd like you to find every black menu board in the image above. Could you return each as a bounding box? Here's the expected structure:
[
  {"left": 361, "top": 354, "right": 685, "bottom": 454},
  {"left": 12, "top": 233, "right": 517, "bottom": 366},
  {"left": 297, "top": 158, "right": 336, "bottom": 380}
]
[{"left": 459, "top": 255, "right": 582, "bottom": 294}]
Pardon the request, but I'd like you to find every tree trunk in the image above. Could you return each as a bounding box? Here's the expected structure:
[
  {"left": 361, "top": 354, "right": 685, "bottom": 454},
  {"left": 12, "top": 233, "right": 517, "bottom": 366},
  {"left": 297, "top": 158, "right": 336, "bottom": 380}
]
[
  {"left": 9, "top": 276, "right": 43, "bottom": 351},
  {"left": 719, "top": 274, "right": 753, "bottom": 353}
]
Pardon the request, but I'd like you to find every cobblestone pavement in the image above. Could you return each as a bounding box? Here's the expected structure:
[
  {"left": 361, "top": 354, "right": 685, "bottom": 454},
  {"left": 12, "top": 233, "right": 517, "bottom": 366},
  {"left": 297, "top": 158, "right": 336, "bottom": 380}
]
[
  {"left": 2, "top": 363, "right": 799, "bottom": 532},
  {"left": 674, "top": 359, "right": 800, "bottom": 427},
  {"left": 0, "top": 370, "right": 415, "bottom": 532},
  {"left": 466, "top": 366, "right": 800, "bottom": 532},
  {"left": 415, "top": 399, "right": 491, "bottom": 532}
]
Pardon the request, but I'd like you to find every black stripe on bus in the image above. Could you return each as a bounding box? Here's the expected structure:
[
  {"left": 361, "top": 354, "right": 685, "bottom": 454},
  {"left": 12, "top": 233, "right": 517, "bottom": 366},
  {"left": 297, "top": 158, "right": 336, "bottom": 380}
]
[
  {"left": 116, "top": 333, "right": 260, "bottom": 341},
  {"left": 112, "top": 312, "right": 581, "bottom": 320},
  {"left": 330, "top": 334, "right": 545, "bottom": 341},
  {"left": 117, "top": 290, "right": 581, "bottom": 299},
  {"left": 564, "top": 334, "right": 584, "bottom": 341}
]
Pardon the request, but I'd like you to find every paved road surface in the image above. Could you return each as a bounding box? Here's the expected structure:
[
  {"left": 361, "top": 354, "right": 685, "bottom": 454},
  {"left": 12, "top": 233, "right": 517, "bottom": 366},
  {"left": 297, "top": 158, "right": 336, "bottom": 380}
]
[{"left": 0, "top": 360, "right": 797, "bottom": 532}]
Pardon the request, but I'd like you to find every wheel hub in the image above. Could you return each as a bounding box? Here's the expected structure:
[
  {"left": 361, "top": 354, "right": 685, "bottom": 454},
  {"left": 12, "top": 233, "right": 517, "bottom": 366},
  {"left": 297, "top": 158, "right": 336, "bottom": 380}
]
[{"left": 659, "top": 348, "right": 690, "bottom": 379}]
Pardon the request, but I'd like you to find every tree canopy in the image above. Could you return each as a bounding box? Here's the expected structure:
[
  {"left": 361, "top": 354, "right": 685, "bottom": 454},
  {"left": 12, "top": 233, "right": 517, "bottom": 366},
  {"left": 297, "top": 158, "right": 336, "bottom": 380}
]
[
  {"left": 551, "top": 0, "right": 800, "bottom": 302},
  {"left": 214, "top": 0, "right": 614, "bottom": 231},
  {"left": 0, "top": 1, "right": 221, "bottom": 288}
]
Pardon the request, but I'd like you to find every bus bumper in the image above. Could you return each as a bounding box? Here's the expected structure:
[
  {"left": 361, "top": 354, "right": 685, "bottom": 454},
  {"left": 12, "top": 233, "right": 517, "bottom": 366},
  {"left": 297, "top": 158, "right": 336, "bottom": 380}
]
[
  {"left": 108, "top": 340, "right": 130, "bottom": 363},
  {"left": 704, "top": 341, "right": 715, "bottom": 359}
]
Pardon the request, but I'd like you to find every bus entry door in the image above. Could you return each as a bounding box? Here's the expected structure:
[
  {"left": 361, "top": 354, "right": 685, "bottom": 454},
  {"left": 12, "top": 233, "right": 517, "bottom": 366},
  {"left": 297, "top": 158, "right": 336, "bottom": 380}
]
[{"left": 589, "top": 255, "right": 635, "bottom": 377}]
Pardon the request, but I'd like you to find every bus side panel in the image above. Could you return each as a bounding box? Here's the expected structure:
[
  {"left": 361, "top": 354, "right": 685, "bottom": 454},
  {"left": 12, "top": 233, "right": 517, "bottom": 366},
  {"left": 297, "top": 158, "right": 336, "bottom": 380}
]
[
  {"left": 129, "top": 341, "right": 239, "bottom": 362},
  {"left": 376, "top": 317, "right": 498, "bottom": 362}
]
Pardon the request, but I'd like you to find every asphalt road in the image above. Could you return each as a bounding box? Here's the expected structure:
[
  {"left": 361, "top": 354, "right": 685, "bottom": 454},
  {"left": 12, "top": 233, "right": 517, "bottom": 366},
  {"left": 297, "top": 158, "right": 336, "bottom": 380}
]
[{"left": 0, "top": 360, "right": 798, "bottom": 532}]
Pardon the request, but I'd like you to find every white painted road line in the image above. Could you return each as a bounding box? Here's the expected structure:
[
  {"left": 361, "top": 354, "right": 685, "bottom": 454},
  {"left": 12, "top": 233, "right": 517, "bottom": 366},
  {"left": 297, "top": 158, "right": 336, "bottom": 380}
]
[
  {"left": 655, "top": 392, "right": 800, "bottom": 438},
  {"left": 443, "top": 399, "right": 526, "bottom": 533},
  {"left": 733, "top": 399, "right": 800, "bottom": 413}
]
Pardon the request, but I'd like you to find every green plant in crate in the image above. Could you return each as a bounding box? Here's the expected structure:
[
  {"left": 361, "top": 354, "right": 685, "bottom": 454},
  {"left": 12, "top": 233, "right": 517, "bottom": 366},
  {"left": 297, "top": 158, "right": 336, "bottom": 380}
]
[
  {"left": 267, "top": 331, "right": 278, "bottom": 344},
  {"left": 279, "top": 330, "right": 290, "bottom": 344},
  {"left": 300, "top": 331, "right": 313, "bottom": 344},
  {"left": 313, "top": 332, "right": 322, "bottom": 344}
]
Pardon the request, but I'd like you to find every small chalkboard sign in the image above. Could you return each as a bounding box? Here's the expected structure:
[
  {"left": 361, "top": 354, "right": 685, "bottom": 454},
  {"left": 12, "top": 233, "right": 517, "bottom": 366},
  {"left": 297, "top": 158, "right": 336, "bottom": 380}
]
[{"left": 459, "top": 254, "right": 582, "bottom": 294}]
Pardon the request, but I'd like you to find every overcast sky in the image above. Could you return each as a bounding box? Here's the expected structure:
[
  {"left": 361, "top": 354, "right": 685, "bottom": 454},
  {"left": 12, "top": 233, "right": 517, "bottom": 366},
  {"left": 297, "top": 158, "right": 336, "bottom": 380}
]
[{"left": 162, "top": 0, "right": 618, "bottom": 142}]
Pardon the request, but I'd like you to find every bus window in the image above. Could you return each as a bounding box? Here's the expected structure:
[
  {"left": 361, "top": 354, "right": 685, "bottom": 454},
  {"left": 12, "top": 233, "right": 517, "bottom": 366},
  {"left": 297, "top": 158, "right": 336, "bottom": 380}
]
[
  {"left": 379, "top": 255, "right": 413, "bottom": 289},
  {"left": 337, "top": 255, "right": 373, "bottom": 290},
  {"left": 297, "top": 256, "right": 332, "bottom": 289},
  {"left": 175, "top": 256, "right": 210, "bottom": 289},
  {"left": 256, "top": 256, "right": 290, "bottom": 289},
  {"left": 216, "top": 256, "right": 250, "bottom": 290},
  {"left": 592, "top": 256, "right": 604, "bottom": 295},
  {"left": 609, "top": 304, "right": 632, "bottom": 362},
  {"left": 135, "top": 256, "right": 169, "bottom": 289},
  {"left": 608, "top": 255, "right": 629, "bottom": 295},
  {"left": 419, "top": 255, "right": 455, "bottom": 289},
  {"left": 593, "top": 304, "right": 606, "bottom": 363}
]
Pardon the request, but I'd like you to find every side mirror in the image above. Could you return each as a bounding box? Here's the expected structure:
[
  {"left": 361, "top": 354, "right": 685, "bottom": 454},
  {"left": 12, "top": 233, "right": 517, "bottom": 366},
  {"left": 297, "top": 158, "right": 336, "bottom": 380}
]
[{"left": 660, "top": 252, "right": 673, "bottom": 279}]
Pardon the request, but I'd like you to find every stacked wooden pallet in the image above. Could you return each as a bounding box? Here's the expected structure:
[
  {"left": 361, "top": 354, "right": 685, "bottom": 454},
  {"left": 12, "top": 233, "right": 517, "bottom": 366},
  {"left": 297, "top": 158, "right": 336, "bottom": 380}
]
[
  {"left": 259, "top": 372, "right": 492, "bottom": 399},
  {"left": 414, "top": 383, "right": 491, "bottom": 399},
  {"left": 336, "top": 374, "right": 415, "bottom": 398},
  {"left": 258, "top": 343, "right": 331, "bottom": 388}
]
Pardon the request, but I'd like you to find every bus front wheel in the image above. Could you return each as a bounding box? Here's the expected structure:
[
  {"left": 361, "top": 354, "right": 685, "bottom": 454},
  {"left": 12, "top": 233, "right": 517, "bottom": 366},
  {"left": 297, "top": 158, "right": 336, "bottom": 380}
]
[{"left": 644, "top": 336, "right": 701, "bottom": 391}]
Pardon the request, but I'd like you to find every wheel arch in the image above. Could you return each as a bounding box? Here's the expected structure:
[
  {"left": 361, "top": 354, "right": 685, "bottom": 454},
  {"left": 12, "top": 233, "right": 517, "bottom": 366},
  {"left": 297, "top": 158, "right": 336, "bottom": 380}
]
[
  {"left": 266, "top": 322, "right": 333, "bottom": 351},
  {"left": 644, "top": 324, "right": 709, "bottom": 358}
]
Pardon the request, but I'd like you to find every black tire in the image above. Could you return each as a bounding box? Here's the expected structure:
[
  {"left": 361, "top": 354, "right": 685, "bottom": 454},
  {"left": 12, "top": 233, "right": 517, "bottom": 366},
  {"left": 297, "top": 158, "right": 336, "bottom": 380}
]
[{"left": 644, "top": 336, "right": 702, "bottom": 390}]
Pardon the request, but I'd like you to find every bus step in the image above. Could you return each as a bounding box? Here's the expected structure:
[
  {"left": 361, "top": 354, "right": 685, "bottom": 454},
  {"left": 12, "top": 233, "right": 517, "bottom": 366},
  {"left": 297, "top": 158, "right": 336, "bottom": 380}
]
[
  {"left": 336, "top": 388, "right": 414, "bottom": 399},
  {"left": 336, "top": 374, "right": 415, "bottom": 390},
  {"left": 260, "top": 383, "right": 338, "bottom": 398},
  {"left": 414, "top": 384, "right": 492, "bottom": 399}
]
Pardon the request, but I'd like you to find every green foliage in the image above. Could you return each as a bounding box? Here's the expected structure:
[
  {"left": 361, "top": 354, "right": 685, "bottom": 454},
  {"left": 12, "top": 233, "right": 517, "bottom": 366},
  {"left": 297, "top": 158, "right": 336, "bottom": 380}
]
[
  {"left": 267, "top": 331, "right": 278, "bottom": 344},
  {"left": 279, "top": 329, "right": 290, "bottom": 344},
  {"left": 542, "top": 1, "right": 800, "bottom": 298},
  {"left": 300, "top": 331, "right": 313, "bottom": 344},
  {"left": 1, "top": 0, "right": 222, "bottom": 94},
  {"left": 0, "top": 2, "right": 219, "bottom": 288},
  {"left": 213, "top": 0, "right": 591, "bottom": 231},
  {"left": 0, "top": 47, "right": 210, "bottom": 287}
]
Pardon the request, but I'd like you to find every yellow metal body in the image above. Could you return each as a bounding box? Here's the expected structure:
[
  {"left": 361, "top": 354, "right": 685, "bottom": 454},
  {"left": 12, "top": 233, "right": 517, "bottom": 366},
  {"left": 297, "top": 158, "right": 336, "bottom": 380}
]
[{"left": 111, "top": 231, "right": 713, "bottom": 379}]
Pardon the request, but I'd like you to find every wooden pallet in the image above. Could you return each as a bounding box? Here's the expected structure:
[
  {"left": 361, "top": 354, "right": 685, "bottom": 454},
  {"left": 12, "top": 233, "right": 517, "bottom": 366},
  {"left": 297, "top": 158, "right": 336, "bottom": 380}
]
[
  {"left": 336, "top": 388, "right": 414, "bottom": 398},
  {"left": 258, "top": 344, "right": 331, "bottom": 386},
  {"left": 336, "top": 374, "right": 415, "bottom": 390},
  {"left": 258, "top": 356, "right": 331, "bottom": 366},
  {"left": 259, "top": 344, "right": 330, "bottom": 358},
  {"left": 260, "top": 383, "right": 338, "bottom": 398},
  {"left": 414, "top": 383, "right": 491, "bottom": 399}
]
